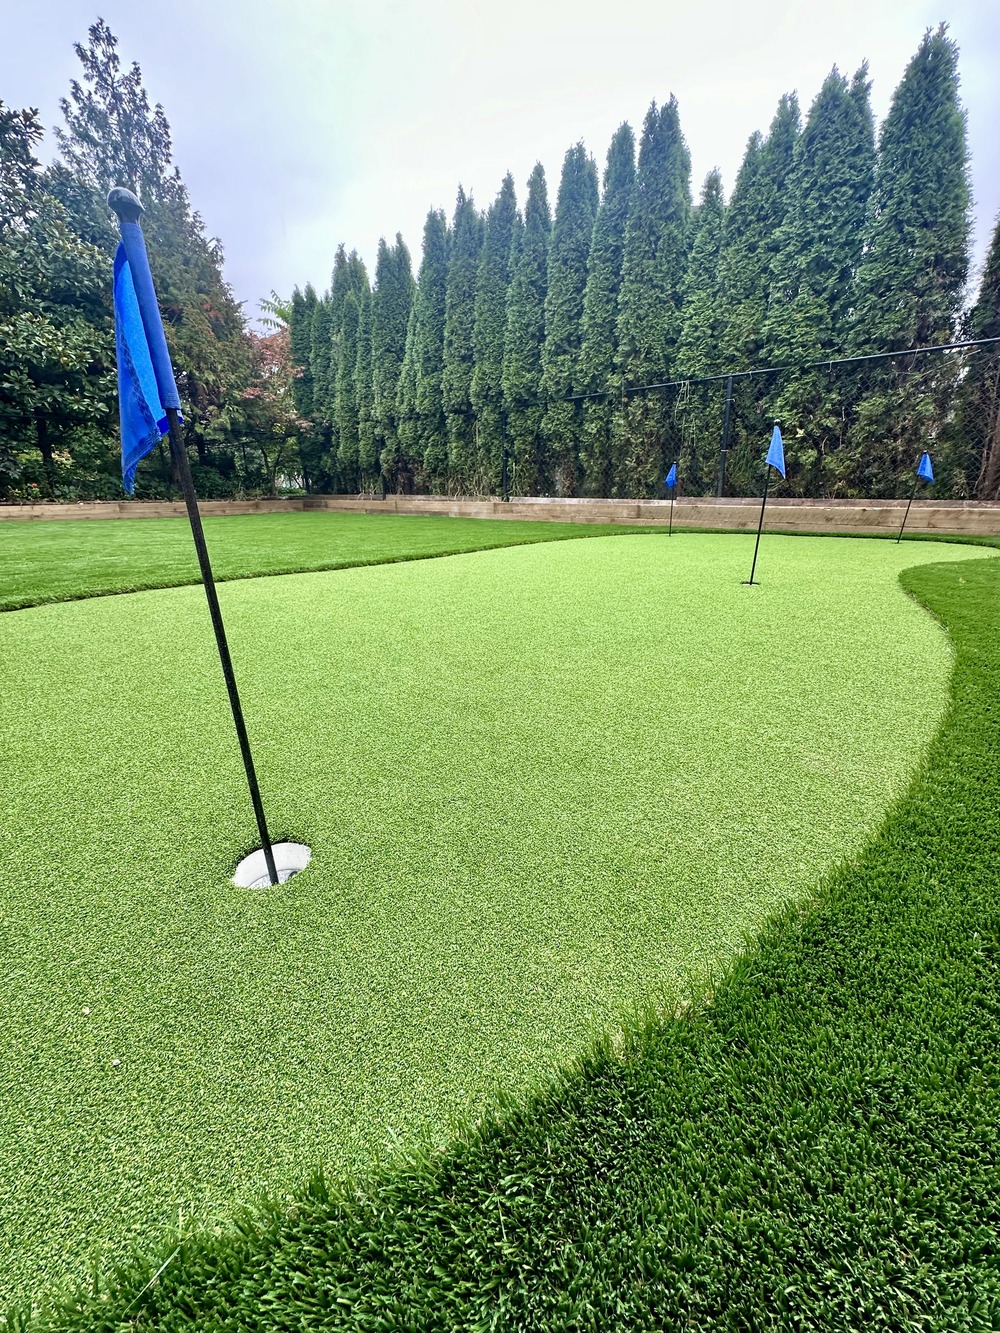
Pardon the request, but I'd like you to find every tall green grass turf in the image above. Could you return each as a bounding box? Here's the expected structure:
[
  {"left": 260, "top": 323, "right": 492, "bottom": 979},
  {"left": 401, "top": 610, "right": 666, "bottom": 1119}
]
[
  {"left": 0, "top": 511, "right": 639, "bottom": 611},
  {"left": 3, "top": 537, "right": 998, "bottom": 1328}
]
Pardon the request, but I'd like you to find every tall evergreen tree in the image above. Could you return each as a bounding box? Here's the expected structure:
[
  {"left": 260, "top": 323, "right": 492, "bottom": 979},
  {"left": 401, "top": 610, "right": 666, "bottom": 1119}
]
[
  {"left": 615, "top": 97, "right": 692, "bottom": 496},
  {"left": 503, "top": 163, "right": 551, "bottom": 496},
  {"left": 764, "top": 66, "right": 875, "bottom": 494},
  {"left": 846, "top": 29, "right": 973, "bottom": 498},
  {"left": 766, "top": 68, "right": 874, "bottom": 363},
  {"left": 329, "top": 244, "right": 351, "bottom": 331},
  {"left": 396, "top": 304, "right": 420, "bottom": 484},
  {"left": 471, "top": 173, "right": 518, "bottom": 492},
  {"left": 963, "top": 214, "right": 1000, "bottom": 498},
  {"left": 718, "top": 94, "right": 799, "bottom": 371},
  {"left": 402, "top": 209, "right": 450, "bottom": 491},
  {"left": 371, "top": 234, "right": 415, "bottom": 490},
  {"left": 310, "top": 297, "right": 335, "bottom": 417},
  {"left": 55, "top": 17, "right": 176, "bottom": 206},
  {"left": 854, "top": 27, "right": 970, "bottom": 351},
  {"left": 674, "top": 169, "right": 726, "bottom": 491},
  {"left": 290, "top": 284, "right": 318, "bottom": 418},
  {"left": 354, "top": 286, "right": 377, "bottom": 488},
  {"left": 578, "top": 123, "right": 635, "bottom": 497},
  {"left": 540, "top": 143, "right": 599, "bottom": 495},
  {"left": 442, "top": 188, "right": 484, "bottom": 492},
  {"left": 677, "top": 170, "right": 725, "bottom": 373},
  {"left": 713, "top": 95, "right": 800, "bottom": 496},
  {"left": 322, "top": 246, "right": 369, "bottom": 486},
  {"left": 304, "top": 295, "right": 334, "bottom": 490},
  {"left": 335, "top": 289, "right": 365, "bottom": 489}
]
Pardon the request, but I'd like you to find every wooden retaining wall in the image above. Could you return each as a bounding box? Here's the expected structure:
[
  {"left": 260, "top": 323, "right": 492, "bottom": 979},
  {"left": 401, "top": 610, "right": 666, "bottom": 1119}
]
[{"left": 2, "top": 494, "right": 999, "bottom": 536}]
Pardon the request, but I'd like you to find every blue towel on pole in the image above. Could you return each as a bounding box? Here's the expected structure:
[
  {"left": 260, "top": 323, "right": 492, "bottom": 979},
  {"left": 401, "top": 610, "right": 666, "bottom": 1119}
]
[
  {"left": 113, "top": 243, "right": 169, "bottom": 494},
  {"left": 766, "top": 423, "right": 786, "bottom": 478},
  {"left": 665, "top": 463, "right": 677, "bottom": 490},
  {"left": 917, "top": 452, "right": 934, "bottom": 483}
]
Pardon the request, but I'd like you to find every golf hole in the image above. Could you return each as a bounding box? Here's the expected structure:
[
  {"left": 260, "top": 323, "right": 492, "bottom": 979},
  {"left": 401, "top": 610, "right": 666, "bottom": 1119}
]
[{"left": 233, "top": 842, "right": 311, "bottom": 888}]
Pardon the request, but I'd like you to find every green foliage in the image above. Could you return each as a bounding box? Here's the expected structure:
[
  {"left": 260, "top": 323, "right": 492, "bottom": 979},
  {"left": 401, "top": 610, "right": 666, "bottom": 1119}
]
[
  {"left": 849, "top": 28, "right": 973, "bottom": 498},
  {"left": 215, "top": 327, "right": 301, "bottom": 495},
  {"left": 334, "top": 292, "right": 362, "bottom": 488},
  {"left": 258, "top": 290, "right": 292, "bottom": 331},
  {"left": 766, "top": 67, "right": 875, "bottom": 495},
  {"left": 409, "top": 209, "right": 450, "bottom": 492},
  {"left": 712, "top": 96, "right": 800, "bottom": 497},
  {"left": 718, "top": 95, "right": 799, "bottom": 371},
  {"left": 289, "top": 284, "right": 318, "bottom": 418},
  {"left": 503, "top": 164, "right": 551, "bottom": 496},
  {"left": 578, "top": 123, "right": 635, "bottom": 497},
  {"left": 54, "top": 17, "right": 176, "bottom": 206},
  {"left": 0, "top": 103, "right": 114, "bottom": 496},
  {"left": 395, "top": 304, "right": 420, "bottom": 485},
  {"left": 541, "top": 143, "right": 599, "bottom": 494},
  {"left": 372, "top": 234, "right": 415, "bottom": 490},
  {"left": 956, "top": 215, "right": 1000, "bottom": 499},
  {"left": 53, "top": 19, "right": 253, "bottom": 497},
  {"left": 767, "top": 69, "right": 874, "bottom": 364},
  {"left": 354, "top": 286, "right": 377, "bottom": 487},
  {"left": 471, "top": 174, "right": 518, "bottom": 493},
  {"left": 674, "top": 170, "right": 726, "bottom": 492},
  {"left": 443, "top": 188, "right": 484, "bottom": 492},
  {"left": 328, "top": 252, "right": 370, "bottom": 490},
  {"left": 1, "top": 529, "right": 993, "bottom": 1323},
  {"left": 309, "top": 298, "right": 335, "bottom": 424},
  {"left": 854, "top": 27, "right": 970, "bottom": 353},
  {"left": 328, "top": 243, "right": 351, "bottom": 331},
  {"left": 615, "top": 98, "right": 692, "bottom": 495}
]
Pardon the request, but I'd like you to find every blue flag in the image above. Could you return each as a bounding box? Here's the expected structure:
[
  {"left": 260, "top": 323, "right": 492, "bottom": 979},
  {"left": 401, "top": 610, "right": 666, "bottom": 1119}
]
[
  {"left": 917, "top": 452, "right": 934, "bottom": 483},
  {"left": 766, "top": 423, "right": 785, "bottom": 478},
  {"left": 113, "top": 244, "right": 168, "bottom": 493},
  {"left": 113, "top": 216, "right": 181, "bottom": 494},
  {"left": 665, "top": 463, "right": 677, "bottom": 490}
]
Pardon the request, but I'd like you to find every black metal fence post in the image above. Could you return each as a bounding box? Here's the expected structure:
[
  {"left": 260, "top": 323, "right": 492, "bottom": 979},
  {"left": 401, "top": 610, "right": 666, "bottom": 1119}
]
[{"left": 717, "top": 374, "right": 733, "bottom": 498}]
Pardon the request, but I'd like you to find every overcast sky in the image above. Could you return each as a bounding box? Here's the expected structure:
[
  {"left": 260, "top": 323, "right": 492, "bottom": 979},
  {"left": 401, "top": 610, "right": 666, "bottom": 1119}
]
[{"left": 4, "top": 0, "right": 998, "bottom": 321}]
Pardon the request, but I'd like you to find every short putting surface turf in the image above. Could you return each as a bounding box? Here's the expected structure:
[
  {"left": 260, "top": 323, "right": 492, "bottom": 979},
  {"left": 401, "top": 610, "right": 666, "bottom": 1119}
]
[{"left": 0, "top": 531, "right": 984, "bottom": 1305}]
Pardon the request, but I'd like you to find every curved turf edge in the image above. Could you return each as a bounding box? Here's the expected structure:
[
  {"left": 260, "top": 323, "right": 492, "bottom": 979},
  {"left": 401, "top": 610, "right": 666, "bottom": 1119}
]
[
  {"left": 10, "top": 549, "right": 999, "bottom": 1331},
  {"left": 0, "top": 513, "right": 649, "bottom": 613}
]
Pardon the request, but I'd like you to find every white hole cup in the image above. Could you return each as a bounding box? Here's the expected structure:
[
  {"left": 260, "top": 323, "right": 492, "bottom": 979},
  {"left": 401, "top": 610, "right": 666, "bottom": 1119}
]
[{"left": 233, "top": 842, "right": 311, "bottom": 888}]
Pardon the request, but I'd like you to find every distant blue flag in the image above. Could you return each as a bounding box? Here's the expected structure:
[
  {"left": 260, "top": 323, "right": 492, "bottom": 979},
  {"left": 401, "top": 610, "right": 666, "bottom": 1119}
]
[
  {"left": 766, "top": 423, "right": 786, "bottom": 478},
  {"left": 917, "top": 452, "right": 934, "bottom": 483},
  {"left": 113, "top": 244, "right": 169, "bottom": 494},
  {"left": 665, "top": 463, "right": 677, "bottom": 490}
]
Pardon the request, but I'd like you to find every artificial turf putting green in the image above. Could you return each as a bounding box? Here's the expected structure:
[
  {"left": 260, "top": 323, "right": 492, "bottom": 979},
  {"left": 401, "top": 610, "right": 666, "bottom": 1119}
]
[
  {"left": 0, "top": 510, "right": 637, "bottom": 612},
  {"left": 0, "top": 532, "right": 982, "bottom": 1306}
]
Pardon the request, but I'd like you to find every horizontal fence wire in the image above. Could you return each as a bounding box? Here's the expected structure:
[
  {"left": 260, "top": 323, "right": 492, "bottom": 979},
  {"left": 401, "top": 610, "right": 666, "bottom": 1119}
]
[{"left": 372, "top": 339, "right": 1000, "bottom": 503}]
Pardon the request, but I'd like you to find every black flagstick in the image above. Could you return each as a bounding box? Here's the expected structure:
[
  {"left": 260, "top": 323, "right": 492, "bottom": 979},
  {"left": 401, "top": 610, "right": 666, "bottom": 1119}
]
[
  {"left": 896, "top": 472, "right": 921, "bottom": 544},
  {"left": 109, "top": 187, "right": 279, "bottom": 887},
  {"left": 745, "top": 466, "right": 770, "bottom": 586},
  {"left": 744, "top": 421, "right": 783, "bottom": 587}
]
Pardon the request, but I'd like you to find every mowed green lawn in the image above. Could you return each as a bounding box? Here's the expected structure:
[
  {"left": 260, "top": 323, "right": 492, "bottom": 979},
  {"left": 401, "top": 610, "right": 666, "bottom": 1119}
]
[
  {"left": 0, "top": 510, "right": 636, "bottom": 611},
  {"left": 0, "top": 530, "right": 981, "bottom": 1305}
]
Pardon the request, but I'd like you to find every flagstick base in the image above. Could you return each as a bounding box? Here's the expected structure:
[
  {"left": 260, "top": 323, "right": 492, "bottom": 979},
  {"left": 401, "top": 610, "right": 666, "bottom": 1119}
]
[{"left": 234, "top": 842, "right": 311, "bottom": 889}]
